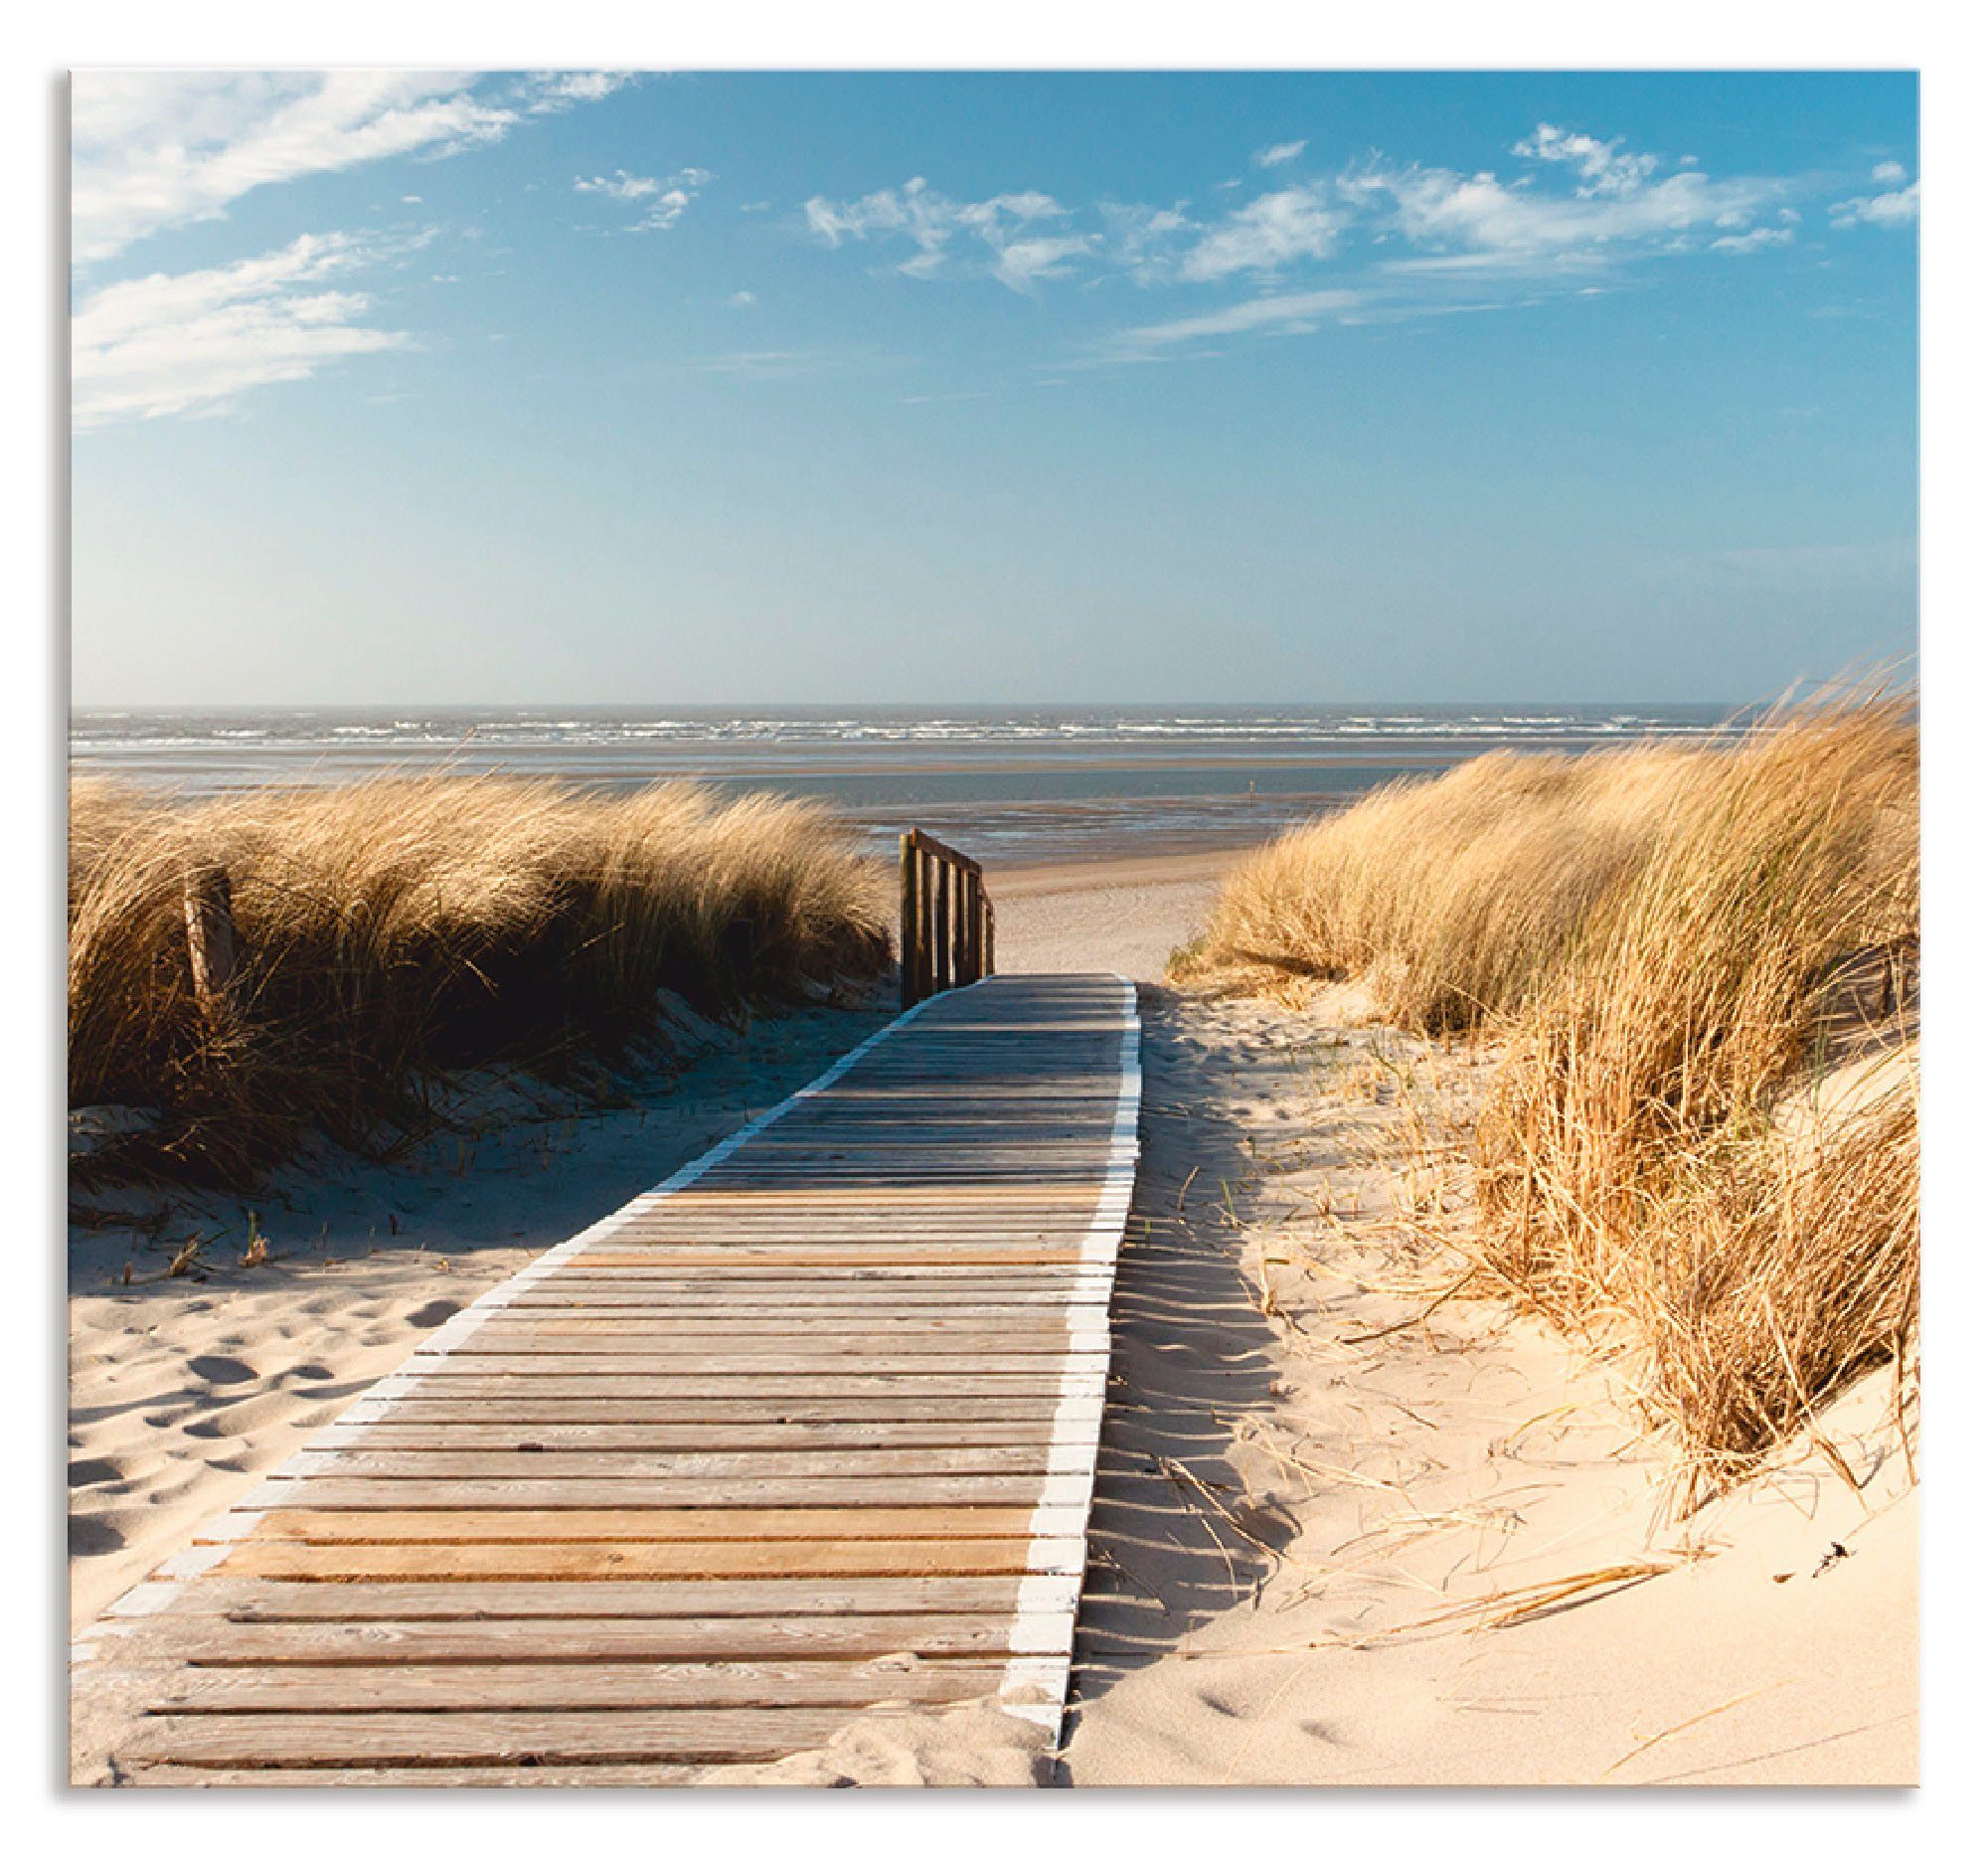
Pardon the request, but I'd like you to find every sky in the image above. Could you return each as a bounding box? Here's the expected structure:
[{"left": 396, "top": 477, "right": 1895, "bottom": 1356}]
[{"left": 69, "top": 70, "right": 1919, "bottom": 708}]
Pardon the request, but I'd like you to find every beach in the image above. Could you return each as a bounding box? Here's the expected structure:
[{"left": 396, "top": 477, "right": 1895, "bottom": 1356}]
[{"left": 70, "top": 836, "right": 1914, "bottom": 1784}]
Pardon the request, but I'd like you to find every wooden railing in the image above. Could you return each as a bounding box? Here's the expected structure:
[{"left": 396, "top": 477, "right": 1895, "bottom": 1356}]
[{"left": 899, "top": 829, "right": 995, "bottom": 1008}]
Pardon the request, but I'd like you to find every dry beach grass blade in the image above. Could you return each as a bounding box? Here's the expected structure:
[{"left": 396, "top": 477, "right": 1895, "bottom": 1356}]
[{"left": 1181, "top": 691, "right": 1919, "bottom": 1493}]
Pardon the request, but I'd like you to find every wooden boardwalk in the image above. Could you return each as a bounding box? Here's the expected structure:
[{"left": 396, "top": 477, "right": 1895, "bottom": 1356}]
[{"left": 74, "top": 973, "right": 1140, "bottom": 1785}]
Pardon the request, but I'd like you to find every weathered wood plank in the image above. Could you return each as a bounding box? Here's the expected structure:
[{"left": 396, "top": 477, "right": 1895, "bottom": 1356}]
[
  {"left": 238, "top": 1473, "right": 1092, "bottom": 1510},
  {"left": 122, "top": 1707, "right": 946, "bottom": 1770},
  {"left": 160, "top": 1614, "right": 1032, "bottom": 1663},
  {"left": 213, "top": 1536, "right": 1065, "bottom": 1584},
  {"left": 225, "top": 1506, "right": 1071, "bottom": 1544},
  {"left": 153, "top": 1660, "right": 1015, "bottom": 1712},
  {"left": 279, "top": 1448, "right": 1077, "bottom": 1478},
  {"left": 124, "top": 1575, "right": 1056, "bottom": 1620}
]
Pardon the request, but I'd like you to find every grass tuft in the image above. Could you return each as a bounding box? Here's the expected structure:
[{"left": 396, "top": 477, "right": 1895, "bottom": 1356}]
[{"left": 69, "top": 774, "right": 892, "bottom": 1183}]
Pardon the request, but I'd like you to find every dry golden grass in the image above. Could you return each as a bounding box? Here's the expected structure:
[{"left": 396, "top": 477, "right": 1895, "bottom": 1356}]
[
  {"left": 69, "top": 775, "right": 892, "bottom": 1182},
  {"left": 1182, "top": 696, "right": 1919, "bottom": 1490}
]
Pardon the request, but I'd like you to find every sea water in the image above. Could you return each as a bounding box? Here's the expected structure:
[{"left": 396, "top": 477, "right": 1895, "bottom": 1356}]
[{"left": 69, "top": 704, "right": 1737, "bottom": 866}]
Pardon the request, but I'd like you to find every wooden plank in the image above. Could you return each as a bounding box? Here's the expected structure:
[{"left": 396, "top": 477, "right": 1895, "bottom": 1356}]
[
  {"left": 131, "top": 1575, "right": 1050, "bottom": 1620},
  {"left": 212, "top": 1538, "right": 1063, "bottom": 1581},
  {"left": 239, "top": 1474, "right": 1090, "bottom": 1510},
  {"left": 309, "top": 1422, "right": 1066, "bottom": 1449},
  {"left": 280, "top": 1448, "right": 1073, "bottom": 1479},
  {"left": 153, "top": 1660, "right": 1013, "bottom": 1713},
  {"left": 414, "top": 1342, "right": 1092, "bottom": 1369},
  {"left": 366, "top": 1375, "right": 1084, "bottom": 1399},
  {"left": 355, "top": 1400, "right": 1083, "bottom": 1427},
  {"left": 121, "top": 1707, "right": 951, "bottom": 1771},
  {"left": 228, "top": 1507, "right": 1064, "bottom": 1544},
  {"left": 162, "top": 1614, "right": 1031, "bottom": 1663}
]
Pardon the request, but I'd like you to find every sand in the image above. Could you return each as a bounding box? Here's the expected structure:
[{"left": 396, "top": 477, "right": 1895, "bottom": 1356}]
[
  {"left": 1060, "top": 985, "right": 1916, "bottom": 1785},
  {"left": 67, "top": 848, "right": 1917, "bottom": 1785},
  {"left": 988, "top": 850, "right": 1239, "bottom": 983}
]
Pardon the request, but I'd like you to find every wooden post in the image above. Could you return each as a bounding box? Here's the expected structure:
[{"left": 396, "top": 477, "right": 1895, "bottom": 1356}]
[
  {"left": 919, "top": 842, "right": 936, "bottom": 1000},
  {"left": 964, "top": 868, "right": 982, "bottom": 980},
  {"left": 183, "top": 864, "right": 237, "bottom": 1022},
  {"left": 899, "top": 833, "right": 920, "bottom": 1009},
  {"left": 932, "top": 853, "right": 952, "bottom": 995},
  {"left": 983, "top": 894, "right": 995, "bottom": 979}
]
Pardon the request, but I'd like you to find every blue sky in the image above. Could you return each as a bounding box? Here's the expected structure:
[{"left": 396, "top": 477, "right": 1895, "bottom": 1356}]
[{"left": 70, "top": 71, "right": 1918, "bottom": 707}]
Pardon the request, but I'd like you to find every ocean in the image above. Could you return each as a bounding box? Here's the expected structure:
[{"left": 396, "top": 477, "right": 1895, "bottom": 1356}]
[{"left": 69, "top": 704, "right": 1737, "bottom": 867}]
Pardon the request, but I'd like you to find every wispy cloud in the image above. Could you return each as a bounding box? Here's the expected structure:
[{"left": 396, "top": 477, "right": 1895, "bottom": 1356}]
[
  {"left": 1109, "top": 288, "right": 1363, "bottom": 356},
  {"left": 803, "top": 177, "right": 1083, "bottom": 289},
  {"left": 1711, "top": 226, "right": 1795, "bottom": 254},
  {"left": 73, "top": 230, "right": 417, "bottom": 428},
  {"left": 575, "top": 169, "right": 661, "bottom": 201},
  {"left": 1374, "top": 157, "right": 1785, "bottom": 266},
  {"left": 1511, "top": 122, "right": 1659, "bottom": 197},
  {"left": 71, "top": 71, "right": 627, "bottom": 265},
  {"left": 525, "top": 72, "right": 636, "bottom": 113},
  {"left": 804, "top": 121, "right": 1796, "bottom": 350},
  {"left": 1176, "top": 183, "right": 1340, "bottom": 281},
  {"left": 1830, "top": 172, "right": 1919, "bottom": 227},
  {"left": 576, "top": 165, "right": 714, "bottom": 231}
]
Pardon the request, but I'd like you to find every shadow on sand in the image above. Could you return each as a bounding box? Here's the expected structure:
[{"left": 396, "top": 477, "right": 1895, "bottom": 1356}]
[{"left": 1064, "top": 984, "right": 1294, "bottom": 1735}]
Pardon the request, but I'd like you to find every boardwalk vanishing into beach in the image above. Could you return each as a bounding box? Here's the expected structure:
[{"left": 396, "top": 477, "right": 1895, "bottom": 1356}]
[{"left": 73, "top": 972, "right": 1140, "bottom": 1784}]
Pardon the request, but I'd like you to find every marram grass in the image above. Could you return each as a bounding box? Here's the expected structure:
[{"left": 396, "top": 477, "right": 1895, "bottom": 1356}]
[
  {"left": 69, "top": 775, "right": 892, "bottom": 1183},
  {"left": 1181, "top": 696, "right": 1918, "bottom": 1491}
]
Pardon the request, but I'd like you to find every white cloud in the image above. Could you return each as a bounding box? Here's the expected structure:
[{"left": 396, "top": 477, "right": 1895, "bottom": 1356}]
[
  {"left": 1513, "top": 122, "right": 1660, "bottom": 197},
  {"left": 73, "top": 230, "right": 412, "bottom": 428},
  {"left": 802, "top": 177, "right": 1079, "bottom": 288},
  {"left": 401, "top": 194, "right": 422, "bottom": 205},
  {"left": 1711, "top": 226, "right": 1794, "bottom": 254},
  {"left": 1872, "top": 160, "right": 1907, "bottom": 185},
  {"left": 71, "top": 71, "right": 624, "bottom": 265},
  {"left": 576, "top": 169, "right": 660, "bottom": 200},
  {"left": 1178, "top": 184, "right": 1339, "bottom": 280},
  {"left": 525, "top": 72, "right": 636, "bottom": 113},
  {"left": 1111, "top": 287, "right": 1363, "bottom": 355},
  {"left": 1253, "top": 139, "right": 1308, "bottom": 169},
  {"left": 992, "top": 235, "right": 1093, "bottom": 288},
  {"left": 577, "top": 165, "right": 713, "bottom": 231},
  {"left": 802, "top": 122, "right": 1820, "bottom": 359},
  {"left": 1375, "top": 160, "right": 1784, "bottom": 264},
  {"left": 1831, "top": 181, "right": 1920, "bottom": 227},
  {"left": 727, "top": 289, "right": 756, "bottom": 307}
]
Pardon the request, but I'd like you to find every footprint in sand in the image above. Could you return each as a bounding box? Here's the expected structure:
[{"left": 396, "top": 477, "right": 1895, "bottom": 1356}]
[
  {"left": 407, "top": 1298, "right": 462, "bottom": 1329},
  {"left": 186, "top": 1394, "right": 276, "bottom": 1439},
  {"left": 68, "top": 1456, "right": 123, "bottom": 1488},
  {"left": 68, "top": 1513, "right": 124, "bottom": 1557},
  {"left": 187, "top": 1355, "right": 256, "bottom": 1386}
]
